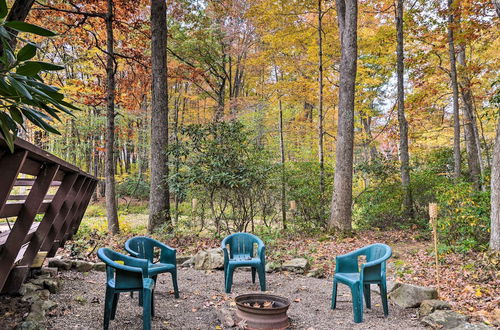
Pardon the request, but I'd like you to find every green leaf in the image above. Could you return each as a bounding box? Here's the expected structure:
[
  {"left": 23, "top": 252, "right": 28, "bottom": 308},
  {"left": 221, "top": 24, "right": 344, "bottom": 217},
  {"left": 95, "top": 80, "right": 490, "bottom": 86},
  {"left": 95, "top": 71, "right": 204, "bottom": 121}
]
[
  {"left": 0, "top": 0, "right": 7, "bottom": 19},
  {"left": 17, "top": 43, "right": 37, "bottom": 61},
  {"left": 22, "top": 108, "right": 60, "bottom": 135},
  {"left": 16, "top": 62, "right": 42, "bottom": 76},
  {"left": 8, "top": 106, "right": 23, "bottom": 125},
  {"left": 0, "top": 26, "right": 9, "bottom": 39},
  {"left": 1, "top": 39, "right": 15, "bottom": 67},
  {"left": 4, "top": 21, "right": 57, "bottom": 37},
  {"left": 7, "top": 76, "right": 32, "bottom": 100},
  {"left": 27, "top": 61, "right": 64, "bottom": 71},
  {"left": 0, "top": 113, "right": 15, "bottom": 152}
]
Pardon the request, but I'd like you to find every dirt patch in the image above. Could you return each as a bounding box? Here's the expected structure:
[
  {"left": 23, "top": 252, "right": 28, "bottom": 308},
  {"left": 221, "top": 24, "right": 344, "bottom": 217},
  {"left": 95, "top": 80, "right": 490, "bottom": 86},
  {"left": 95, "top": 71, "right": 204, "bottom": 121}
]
[
  {"left": 46, "top": 267, "right": 422, "bottom": 329},
  {"left": 0, "top": 295, "right": 31, "bottom": 329}
]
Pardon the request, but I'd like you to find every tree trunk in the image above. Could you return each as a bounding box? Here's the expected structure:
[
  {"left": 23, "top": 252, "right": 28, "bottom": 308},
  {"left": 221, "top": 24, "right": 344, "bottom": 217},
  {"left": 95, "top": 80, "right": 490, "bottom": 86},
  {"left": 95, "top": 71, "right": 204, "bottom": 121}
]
[
  {"left": 3, "top": 0, "right": 36, "bottom": 51},
  {"left": 328, "top": 0, "right": 358, "bottom": 232},
  {"left": 361, "top": 115, "right": 377, "bottom": 161},
  {"left": 274, "top": 66, "right": 287, "bottom": 230},
  {"left": 491, "top": 117, "right": 500, "bottom": 251},
  {"left": 447, "top": 0, "right": 461, "bottom": 179},
  {"left": 395, "top": 0, "right": 413, "bottom": 219},
  {"left": 105, "top": 0, "right": 119, "bottom": 234},
  {"left": 457, "top": 44, "right": 482, "bottom": 190},
  {"left": 138, "top": 95, "right": 149, "bottom": 175},
  {"left": 318, "top": 0, "right": 325, "bottom": 207},
  {"left": 149, "top": 0, "right": 171, "bottom": 232}
]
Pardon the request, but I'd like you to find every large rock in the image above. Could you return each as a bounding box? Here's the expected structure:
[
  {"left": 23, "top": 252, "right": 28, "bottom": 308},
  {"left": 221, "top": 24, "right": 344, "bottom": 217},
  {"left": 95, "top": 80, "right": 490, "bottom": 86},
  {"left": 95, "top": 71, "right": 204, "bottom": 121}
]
[
  {"left": 194, "top": 248, "right": 224, "bottom": 270},
  {"left": 216, "top": 308, "right": 235, "bottom": 327},
  {"left": 419, "top": 299, "right": 451, "bottom": 317},
  {"left": 29, "top": 278, "right": 60, "bottom": 294},
  {"left": 73, "top": 260, "right": 94, "bottom": 272},
  {"left": 21, "top": 289, "right": 50, "bottom": 303},
  {"left": 306, "top": 268, "right": 325, "bottom": 278},
  {"left": 17, "top": 320, "right": 42, "bottom": 330},
  {"left": 388, "top": 283, "right": 438, "bottom": 308},
  {"left": 47, "top": 258, "right": 71, "bottom": 271},
  {"left": 181, "top": 257, "right": 194, "bottom": 268},
  {"left": 93, "top": 262, "right": 106, "bottom": 272},
  {"left": 451, "top": 323, "right": 495, "bottom": 330},
  {"left": 176, "top": 256, "right": 193, "bottom": 264},
  {"left": 19, "top": 283, "right": 42, "bottom": 296},
  {"left": 421, "top": 310, "right": 469, "bottom": 329},
  {"left": 265, "top": 261, "right": 281, "bottom": 273},
  {"left": 282, "top": 258, "right": 310, "bottom": 274},
  {"left": 38, "top": 267, "right": 58, "bottom": 277},
  {"left": 371, "top": 280, "right": 397, "bottom": 295}
]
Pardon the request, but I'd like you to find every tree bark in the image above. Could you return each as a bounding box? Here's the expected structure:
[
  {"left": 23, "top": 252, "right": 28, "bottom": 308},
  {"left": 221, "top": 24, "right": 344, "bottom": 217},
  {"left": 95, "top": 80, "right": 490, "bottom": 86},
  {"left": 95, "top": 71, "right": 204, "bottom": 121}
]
[
  {"left": 447, "top": 0, "right": 461, "bottom": 179},
  {"left": 318, "top": 0, "right": 325, "bottom": 206},
  {"left": 328, "top": 0, "right": 358, "bottom": 232},
  {"left": 149, "top": 0, "right": 171, "bottom": 232},
  {"left": 395, "top": 0, "right": 413, "bottom": 219},
  {"left": 274, "top": 66, "right": 287, "bottom": 229},
  {"left": 105, "top": 0, "right": 119, "bottom": 234},
  {"left": 361, "top": 115, "right": 377, "bottom": 161},
  {"left": 0, "top": 0, "right": 36, "bottom": 57},
  {"left": 457, "top": 44, "right": 482, "bottom": 190},
  {"left": 491, "top": 117, "right": 500, "bottom": 251}
]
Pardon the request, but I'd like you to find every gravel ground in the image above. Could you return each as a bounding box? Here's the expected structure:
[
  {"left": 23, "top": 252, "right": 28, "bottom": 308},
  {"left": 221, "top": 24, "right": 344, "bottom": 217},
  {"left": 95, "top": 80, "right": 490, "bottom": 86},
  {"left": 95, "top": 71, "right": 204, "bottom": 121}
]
[{"left": 47, "top": 267, "right": 423, "bottom": 330}]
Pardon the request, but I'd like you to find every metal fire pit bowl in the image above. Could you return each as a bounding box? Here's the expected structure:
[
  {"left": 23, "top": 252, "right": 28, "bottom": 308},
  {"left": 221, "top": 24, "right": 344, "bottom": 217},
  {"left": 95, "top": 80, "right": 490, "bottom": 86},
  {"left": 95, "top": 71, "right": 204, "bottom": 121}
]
[{"left": 235, "top": 293, "right": 290, "bottom": 330}]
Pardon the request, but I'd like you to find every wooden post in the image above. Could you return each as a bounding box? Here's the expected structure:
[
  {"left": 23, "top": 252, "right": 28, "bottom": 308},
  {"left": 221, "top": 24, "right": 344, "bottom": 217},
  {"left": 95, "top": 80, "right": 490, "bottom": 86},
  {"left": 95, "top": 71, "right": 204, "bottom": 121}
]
[{"left": 429, "top": 202, "right": 439, "bottom": 295}]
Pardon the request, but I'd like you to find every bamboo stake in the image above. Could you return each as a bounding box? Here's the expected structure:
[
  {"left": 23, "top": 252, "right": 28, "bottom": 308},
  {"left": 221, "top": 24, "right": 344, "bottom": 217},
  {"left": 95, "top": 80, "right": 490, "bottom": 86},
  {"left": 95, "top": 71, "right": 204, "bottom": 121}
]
[{"left": 429, "top": 203, "right": 439, "bottom": 296}]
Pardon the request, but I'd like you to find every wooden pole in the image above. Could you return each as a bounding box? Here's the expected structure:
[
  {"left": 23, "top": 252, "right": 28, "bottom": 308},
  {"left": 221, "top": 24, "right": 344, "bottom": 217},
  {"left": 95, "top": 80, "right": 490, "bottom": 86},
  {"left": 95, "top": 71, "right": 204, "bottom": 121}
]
[{"left": 429, "top": 203, "right": 439, "bottom": 295}]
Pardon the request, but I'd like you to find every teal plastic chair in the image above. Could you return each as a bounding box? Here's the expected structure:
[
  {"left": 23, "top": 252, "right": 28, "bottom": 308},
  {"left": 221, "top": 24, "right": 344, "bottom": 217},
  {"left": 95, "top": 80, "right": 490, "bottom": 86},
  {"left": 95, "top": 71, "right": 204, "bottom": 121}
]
[
  {"left": 125, "top": 236, "right": 179, "bottom": 298},
  {"left": 97, "top": 248, "right": 155, "bottom": 330},
  {"left": 331, "top": 243, "right": 392, "bottom": 323},
  {"left": 221, "top": 232, "right": 266, "bottom": 293}
]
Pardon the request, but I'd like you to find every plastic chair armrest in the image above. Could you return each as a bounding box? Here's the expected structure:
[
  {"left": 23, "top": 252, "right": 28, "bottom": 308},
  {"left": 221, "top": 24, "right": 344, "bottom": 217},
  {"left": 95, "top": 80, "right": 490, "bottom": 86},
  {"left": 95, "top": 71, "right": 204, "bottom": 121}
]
[
  {"left": 258, "top": 245, "right": 265, "bottom": 263},
  {"left": 153, "top": 241, "right": 176, "bottom": 264},
  {"left": 125, "top": 245, "right": 140, "bottom": 258}
]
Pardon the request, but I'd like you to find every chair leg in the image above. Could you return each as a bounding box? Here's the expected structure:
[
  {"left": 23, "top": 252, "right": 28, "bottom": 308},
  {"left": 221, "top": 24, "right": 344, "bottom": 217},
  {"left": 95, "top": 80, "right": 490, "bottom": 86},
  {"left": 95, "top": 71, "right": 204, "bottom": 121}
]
[
  {"left": 111, "top": 292, "right": 120, "bottom": 320},
  {"left": 225, "top": 265, "right": 234, "bottom": 293},
  {"left": 351, "top": 283, "right": 363, "bottom": 323},
  {"left": 363, "top": 284, "right": 371, "bottom": 309},
  {"left": 171, "top": 270, "right": 180, "bottom": 298},
  {"left": 257, "top": 265, "right": 266, "bottom": 291},
  {"left": 251, "top": 267, "right": 256, "bottom": 284},
  {"left": 331, "top": 279, "right": 338, "bottom": 309},
  {"left": 103, "top": 286, "right": 113, "bottom": 330},
  {"left": 139, "top": 291, "right": 143, "bottom": 307},
  {"left": 380, "top": 281, "right": 389, "bottom": 317},
  {"left": 142, "top": 288, "right": 152, "bottom": 330},
  {"left": 151, "top": 289, "right": 155, "bottom": 317}
]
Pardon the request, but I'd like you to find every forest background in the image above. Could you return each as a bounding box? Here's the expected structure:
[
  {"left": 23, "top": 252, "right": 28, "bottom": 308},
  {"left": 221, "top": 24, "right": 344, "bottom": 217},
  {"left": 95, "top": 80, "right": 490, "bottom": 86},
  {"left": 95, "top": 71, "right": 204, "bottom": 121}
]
[{"left": 1, "top": 0, "right": 498, "bottom": 324}]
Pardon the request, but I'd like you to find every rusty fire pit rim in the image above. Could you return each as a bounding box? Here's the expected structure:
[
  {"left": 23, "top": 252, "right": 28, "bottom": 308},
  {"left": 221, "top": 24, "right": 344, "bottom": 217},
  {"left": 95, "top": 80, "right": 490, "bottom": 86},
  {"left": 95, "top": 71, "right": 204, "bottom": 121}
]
[{"left": 235, "top": 293, "right": 291, "bottom": 312}]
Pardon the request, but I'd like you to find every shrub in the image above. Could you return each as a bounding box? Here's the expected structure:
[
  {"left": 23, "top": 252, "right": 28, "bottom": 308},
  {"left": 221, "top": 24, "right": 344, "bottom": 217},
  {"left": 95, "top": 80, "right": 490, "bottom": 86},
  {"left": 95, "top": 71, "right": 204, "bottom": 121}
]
[
  {"left": 285, "top": 161, "right": 333, "bottom": 229},
  {"left": 353, "top": 168, "right": 448, "bottom": 229},
  {"left": 436, "top": 182, "right": 490, "bottom": 252},
  {"left": 116, "top": 176, "right": 150, "bottom": 200},
  {"left": 173, "top": 121, "right": 280, "bottom": 233}
]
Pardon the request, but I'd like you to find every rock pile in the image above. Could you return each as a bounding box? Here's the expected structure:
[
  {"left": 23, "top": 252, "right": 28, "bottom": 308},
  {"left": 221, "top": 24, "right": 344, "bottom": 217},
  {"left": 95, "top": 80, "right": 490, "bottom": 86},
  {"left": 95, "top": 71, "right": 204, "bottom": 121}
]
[{"left": 17, "top": 268, "right": 61, "bottom": 330}]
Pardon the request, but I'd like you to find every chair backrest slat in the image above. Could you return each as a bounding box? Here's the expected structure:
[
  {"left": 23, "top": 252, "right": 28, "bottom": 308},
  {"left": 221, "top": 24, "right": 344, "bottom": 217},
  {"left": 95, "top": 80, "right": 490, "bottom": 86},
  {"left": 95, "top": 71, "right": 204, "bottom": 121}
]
[{"left": 223, "top": 232, "right": 262, "bottom": 258}]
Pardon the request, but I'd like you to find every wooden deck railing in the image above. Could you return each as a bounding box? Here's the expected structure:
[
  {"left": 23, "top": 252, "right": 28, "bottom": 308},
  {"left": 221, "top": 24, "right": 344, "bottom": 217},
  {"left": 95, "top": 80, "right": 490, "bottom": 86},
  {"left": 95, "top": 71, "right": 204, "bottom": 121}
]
[{"left": 0, "top": 136, "right": 97, "bottom": 293}]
